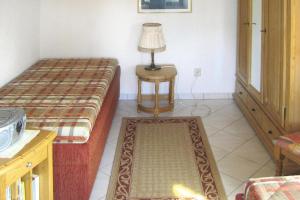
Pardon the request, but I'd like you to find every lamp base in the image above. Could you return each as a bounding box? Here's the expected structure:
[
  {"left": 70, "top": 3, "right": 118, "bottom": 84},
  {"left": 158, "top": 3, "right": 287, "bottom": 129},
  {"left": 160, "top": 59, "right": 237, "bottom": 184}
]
[
  {"left": 144, "top": 52, "right": 161, "bottom": 71},
  {"left": 145, "top": 65, "right": 161, "bottom": 71}
]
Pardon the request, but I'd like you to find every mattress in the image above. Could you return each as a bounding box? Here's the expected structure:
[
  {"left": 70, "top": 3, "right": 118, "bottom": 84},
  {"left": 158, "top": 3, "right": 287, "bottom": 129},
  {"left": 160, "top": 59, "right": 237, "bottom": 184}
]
[{"left": 0, "top": 58, "right": 118, "bottom": 144}]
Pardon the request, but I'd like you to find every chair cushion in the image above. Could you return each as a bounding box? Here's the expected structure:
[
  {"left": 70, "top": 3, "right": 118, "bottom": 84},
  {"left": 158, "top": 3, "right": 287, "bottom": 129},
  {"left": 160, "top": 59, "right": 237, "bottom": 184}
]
[
  {"left": 275, "top": 133, "right": 300, "bottom": 156},
  {"left": 244, "top": 176, "right": 300, "bottom": 200},
  {"left": 235, "top": 193, "right": 245, "bottom": 200}
]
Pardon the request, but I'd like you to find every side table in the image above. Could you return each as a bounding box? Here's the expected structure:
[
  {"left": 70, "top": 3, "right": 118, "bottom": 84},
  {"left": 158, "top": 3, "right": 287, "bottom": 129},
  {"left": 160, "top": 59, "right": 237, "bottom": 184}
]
[{"left": 136, "top": 65, "right": 177, "bottom": 117}]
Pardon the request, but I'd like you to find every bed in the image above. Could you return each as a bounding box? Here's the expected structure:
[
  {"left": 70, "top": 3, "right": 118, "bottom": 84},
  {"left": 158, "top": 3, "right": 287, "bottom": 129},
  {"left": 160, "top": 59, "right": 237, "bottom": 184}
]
[{"left": 0, "top": 58, "right": 120, "bottom": 200}]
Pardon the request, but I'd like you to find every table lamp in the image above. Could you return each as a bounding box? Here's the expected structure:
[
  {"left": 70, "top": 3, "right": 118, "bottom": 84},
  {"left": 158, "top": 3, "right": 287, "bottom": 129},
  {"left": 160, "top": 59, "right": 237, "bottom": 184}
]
[{"left": 138, "top": 23, "right": 166, "bottom": 71}]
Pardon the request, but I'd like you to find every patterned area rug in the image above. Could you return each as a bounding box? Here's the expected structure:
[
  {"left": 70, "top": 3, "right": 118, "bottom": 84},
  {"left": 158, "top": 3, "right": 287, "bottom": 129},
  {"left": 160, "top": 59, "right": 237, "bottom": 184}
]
[{"left": 106, "top": 117, "right": 226, "bottom": 200}]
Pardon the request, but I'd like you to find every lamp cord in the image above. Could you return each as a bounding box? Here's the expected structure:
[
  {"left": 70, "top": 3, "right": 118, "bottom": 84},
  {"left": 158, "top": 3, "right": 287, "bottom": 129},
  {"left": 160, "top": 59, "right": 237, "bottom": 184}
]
[{"left": 174, "top": 70, "right": 212, "bottom": 118}]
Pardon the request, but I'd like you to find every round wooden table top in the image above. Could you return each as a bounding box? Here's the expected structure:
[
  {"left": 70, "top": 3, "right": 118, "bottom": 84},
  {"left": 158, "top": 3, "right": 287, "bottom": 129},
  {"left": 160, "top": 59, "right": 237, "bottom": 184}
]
[{"left": 136, "top": 65, "right": 177, "bottom": 82}]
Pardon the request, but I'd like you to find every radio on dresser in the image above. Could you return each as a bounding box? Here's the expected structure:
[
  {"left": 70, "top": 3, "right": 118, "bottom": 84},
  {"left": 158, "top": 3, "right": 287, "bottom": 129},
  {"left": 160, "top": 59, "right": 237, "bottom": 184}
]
[{"left": 0, "top": 108, "right": 26, "bottom": 152}]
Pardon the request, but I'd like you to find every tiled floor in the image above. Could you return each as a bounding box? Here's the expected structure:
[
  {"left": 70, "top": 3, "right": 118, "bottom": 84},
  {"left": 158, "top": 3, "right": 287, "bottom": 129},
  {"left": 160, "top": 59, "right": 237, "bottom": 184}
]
[{"left": 89, "top": 99, "right": 275, "bottom": 200}]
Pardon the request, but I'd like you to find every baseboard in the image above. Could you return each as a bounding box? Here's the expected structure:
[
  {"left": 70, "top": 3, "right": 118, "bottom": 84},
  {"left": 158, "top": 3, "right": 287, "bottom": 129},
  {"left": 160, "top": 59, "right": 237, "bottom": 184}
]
[{"left": 120, "top": 93, "right": 233, "bottom": 100}]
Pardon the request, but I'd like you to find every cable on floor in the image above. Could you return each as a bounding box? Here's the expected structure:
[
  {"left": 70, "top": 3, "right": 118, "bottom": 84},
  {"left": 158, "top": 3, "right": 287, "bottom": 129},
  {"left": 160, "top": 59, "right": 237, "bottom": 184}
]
[{"left": 174, "top": 70, "right": 212, "bottom": 118}]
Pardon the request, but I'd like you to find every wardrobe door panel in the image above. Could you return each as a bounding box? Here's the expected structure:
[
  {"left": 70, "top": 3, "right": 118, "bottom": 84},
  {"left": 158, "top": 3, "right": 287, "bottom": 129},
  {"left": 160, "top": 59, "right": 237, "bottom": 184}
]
[
  {"left": 237, "top": 0, "right": 250, "bottom": 84},
  {"left": 286, "top": 0, "right": 300, "bottom": 131},
  {"left": 264, "top": 0, "right": 286, "bottom": 125},
  {"left": 250, "top": 0, "right": 263, "bottom": 93}
]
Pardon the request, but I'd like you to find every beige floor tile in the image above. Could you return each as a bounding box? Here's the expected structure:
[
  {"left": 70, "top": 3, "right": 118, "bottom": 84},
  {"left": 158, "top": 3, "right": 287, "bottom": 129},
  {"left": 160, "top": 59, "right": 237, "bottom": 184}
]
[
  {"left": 218, "top": 154, "right": 263, "bottom": 181},
  {"left": 203, "top": 113, "right": 241, "bottom": 130},
  {"left": 204, "top": 125, "right": 220, "bottom": 137},
  {"left": 211, "top": 145, "right": 230, "bottom": 161},
  {"left": 181, "top": 99, "right": 234, "bottom": 113},
  {"left": 90, "top": 172, "right": 110, "bottom": 200},
  {"left": 173, "top": 105, "right": 211, "bottom": 117},
  {"left": 106, "top": 121, "right": 122, "bottom": 144},
  {"left": 215, "top": 104, "right": 243, "bottom": 120},
  {"left": 208, "top": 131, "right": 248, "bottom": 152},
  {"left": 111, "top": 114, "right": 123, "bottom": 124},
  {"left": 173, "top": 104, "right": 189, "bottom": 116},
  {"left": 230, "top": 137, "right": 271, "bottom": 164},
  {"left": 220, "top": 173, "right": 243, "bottom": 195},
  {"left": 99, "top": 137, "right": 118, "bottom": 176},
  {"left": 223, "top": 118, "right": 256, "bottom": 140},
  {"left": 90, "top": 195, "right": 106, "bottom": 200},
  {"left": 117, "top": 100, "right": 148, "bottom": 117},
  {"left": 98, "top": 140, "right": 118, "bottom": 168},
  {"left": 99, "top": 162, "right": 114, "bottom": 176},
  {"left": 265, "top": 159, "right": 276, "bottom": 170},
  {"left": 160, "top": 109, "right": 186, "bottom": 117},
  {"left": 118, "top": 100, "right": 136, "bottom": 111},
  {"left": 252, "top": 160, "right": 276, "bottom": 178},
  {"left": 227, "top": 194, "right": 236, "bottom": 200}
]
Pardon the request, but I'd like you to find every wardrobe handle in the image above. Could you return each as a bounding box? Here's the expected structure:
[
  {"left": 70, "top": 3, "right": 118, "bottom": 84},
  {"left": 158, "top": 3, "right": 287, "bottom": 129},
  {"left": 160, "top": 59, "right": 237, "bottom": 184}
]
[
  {"left": 268, "top": 130, "right": 273, "bottom": 135},
  {"left": 243, "top": 22, "right": 256, "bottom": 26},
  {"left": 26, "top": 162, "right": 33, "bottom": 168},
  {"left": 261, "top": 29, "right": 267, "bottom": 33}
]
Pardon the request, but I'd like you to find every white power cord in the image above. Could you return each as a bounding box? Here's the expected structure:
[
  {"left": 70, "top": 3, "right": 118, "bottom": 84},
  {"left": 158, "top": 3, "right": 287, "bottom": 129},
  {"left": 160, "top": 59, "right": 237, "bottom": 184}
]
[{"left": 174, "top": 70, "right": 212, "bottom": 118}]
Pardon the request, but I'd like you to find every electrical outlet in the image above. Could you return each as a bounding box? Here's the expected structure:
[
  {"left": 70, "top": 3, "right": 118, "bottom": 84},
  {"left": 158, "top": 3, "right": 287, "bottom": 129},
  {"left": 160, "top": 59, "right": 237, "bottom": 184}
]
[{"left": 194, "top": 68, "right": 202, "bottom": 77}]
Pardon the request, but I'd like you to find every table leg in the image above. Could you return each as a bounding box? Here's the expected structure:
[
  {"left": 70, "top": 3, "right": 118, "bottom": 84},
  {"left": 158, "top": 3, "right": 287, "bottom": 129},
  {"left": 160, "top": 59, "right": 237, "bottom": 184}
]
[
  {"left": 275, "top": 146, "right": 284, "bottom": 176},
  {"left": 169, "top": 78, "right": 175, "bottom": 109},
  {"left": 154, "top": 81, "right": 160, "bottom": 117},
  {"left": 137, "top": 79, "right": 142, "bottom": 113},
  {"left": 0, "top": 180, "right": 6, "bottom": 200}
]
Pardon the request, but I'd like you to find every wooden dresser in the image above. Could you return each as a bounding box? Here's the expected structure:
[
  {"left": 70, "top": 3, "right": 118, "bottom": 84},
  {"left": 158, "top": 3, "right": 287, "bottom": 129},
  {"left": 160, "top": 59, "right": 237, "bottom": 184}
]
[
  {"left": 234, "top": 0, "right": 300, "bottom": 156},
  {"left": 0, "top": 130, "right": 56, "bottom": 200}
]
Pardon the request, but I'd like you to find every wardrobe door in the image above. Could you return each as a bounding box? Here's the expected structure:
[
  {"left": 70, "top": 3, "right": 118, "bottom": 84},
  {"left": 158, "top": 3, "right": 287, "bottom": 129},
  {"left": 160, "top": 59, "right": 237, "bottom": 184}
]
[
  {"left": 237, "top": 0, "right": 250, "bottom": 84},
  {"left": 249, "top": 0, "right": 265, "bottom": 101},
  {"left": 263, "top": 0, "right": 286, "bottom": 126}
]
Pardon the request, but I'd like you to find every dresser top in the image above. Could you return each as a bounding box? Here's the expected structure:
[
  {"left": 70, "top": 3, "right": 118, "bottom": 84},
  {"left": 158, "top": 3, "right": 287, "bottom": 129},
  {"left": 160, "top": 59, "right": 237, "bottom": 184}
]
[{"left": 0, "top": 130, "right": 56, "bottom": 169}]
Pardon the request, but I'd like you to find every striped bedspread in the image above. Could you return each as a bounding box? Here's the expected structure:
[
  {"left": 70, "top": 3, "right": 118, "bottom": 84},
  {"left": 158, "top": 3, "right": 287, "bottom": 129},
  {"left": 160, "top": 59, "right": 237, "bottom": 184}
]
[{"left": 0, "top": 58, "right": 118, "bottom": 144}]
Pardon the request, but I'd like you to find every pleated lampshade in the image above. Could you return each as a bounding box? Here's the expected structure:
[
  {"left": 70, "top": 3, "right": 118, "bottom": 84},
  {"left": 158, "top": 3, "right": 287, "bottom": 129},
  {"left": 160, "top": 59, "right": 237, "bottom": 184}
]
[{"left": 138, "top": 23, "right": 166, "bottom": 53}]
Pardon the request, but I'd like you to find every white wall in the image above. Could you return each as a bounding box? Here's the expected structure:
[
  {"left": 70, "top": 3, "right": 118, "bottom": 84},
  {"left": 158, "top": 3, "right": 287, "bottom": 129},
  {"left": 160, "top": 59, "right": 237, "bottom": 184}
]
[
  {"left": 40, "top": 0, "right": 237, "bottom": 99},
  {"left": 0, "top": 0, "right": 40, "bottom": 87}
]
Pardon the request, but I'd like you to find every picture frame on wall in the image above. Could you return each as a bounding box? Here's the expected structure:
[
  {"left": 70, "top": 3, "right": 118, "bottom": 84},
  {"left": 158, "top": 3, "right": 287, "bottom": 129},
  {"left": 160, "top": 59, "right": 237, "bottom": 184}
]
[{"left": 138, "top": 0, "right": 192, "bottom": 13}]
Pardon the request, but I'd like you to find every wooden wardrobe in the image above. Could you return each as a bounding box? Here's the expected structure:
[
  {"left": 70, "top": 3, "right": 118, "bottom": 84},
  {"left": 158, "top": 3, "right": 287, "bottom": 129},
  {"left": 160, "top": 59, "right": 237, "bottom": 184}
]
[{"left": 234, "top": 0, "right": 300, "bottom": 156}]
